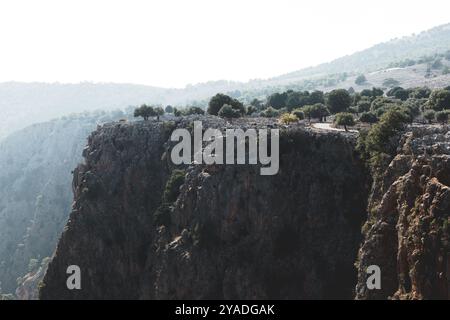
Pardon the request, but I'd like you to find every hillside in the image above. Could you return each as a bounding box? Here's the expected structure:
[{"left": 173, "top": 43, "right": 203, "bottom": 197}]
[
  {"left": 2, "top": 23, "right": 450, "bottom": 141},
  {"left": 0, "top": 110, "right": 133, "bottom": 296},
  {"left": 276, "top": 23, "right": 450, "bottom": 81}
]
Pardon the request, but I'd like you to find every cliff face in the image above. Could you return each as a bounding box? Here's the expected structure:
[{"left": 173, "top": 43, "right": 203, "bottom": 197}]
[
  {"left": 40, "top": 121, "right": 173, "bottom": 299},
  {"left": 356, "top": 126, "right": 450, "bottom": 300},
  {"left": 40, "top": 119, "right": 369, "bottom": 299}
]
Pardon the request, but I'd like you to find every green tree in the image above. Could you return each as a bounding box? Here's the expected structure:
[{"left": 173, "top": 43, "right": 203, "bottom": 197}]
[
  {"left": 250, "top": 98, "right": 262, "bottom": 110},
  {"left": 370, "top": 97, "right": 397, "bottom": 111},
  {"left": 423, "top": 110, "right": 435, "bottom": 124},
  {"left": 279, "top": 113, "right": 298, "bottom": 124},
  {"left": 318, "top": 104, "right": 331, "bottom": 122},
  {"left": 208, "top": 93, "right": 243, "bottom": 115},
  {"left": 303, "top": 104, "right": 330, "bottom": 122},
  {"left": 359, "top": 112, "right": 378, "bottom": 125},
  {"left": 355, "top": 74, "right": 367, "bottom": 85},
  {"left": 387, "top": 86, "right": 410, "bottom": 101},
  {"left": 163, "top": 169, "right": 186, "bottom": 203},
  {"left": 291, "top": 109, "right": 305, "bottom": 120},
  {"left": 260, "top": 107, "right": 280, "bottom": 118},
  {"left": 154, "top": 107, "right": 165, "bottom": 121},
  {"left": 267, "top": 92, "right": 288, "bottom": 109},
  {"left": 410, "top": 87, "right": 431, "bottom": 99},
  {"left": 360, "top": 89, "right": 373, "bottom": 97},
  {"left": 327, "top": 89, "right": 352, "bottom": 114},
  {"left": 165, "top": 105, "right": 174, "bottom": 113},
  {"left": 184, "top": 106, "right": 205, "bottom": 115},
  {"left": 309, "top": 90, "right": 325, "bottom": 104},
  {"left": 357, "top": 101, "right": 371, "bottom": 113},
  {"left": 371, "top": 87, "right": 384, "bottom": 97},
  {"left": 134, "top": 104, "right": 156, "bottom": 120},
  {"left": 362, "top": 108, "right": 410, "bottom": 156},
  {"left": 218, "top": 104, "right": 241, "bottom": 119},
  {"left": 428, "top": 89, "right": 450, "bottom": 111},
  {"left": 173, "top": 107, "right": 182, "bottom": 117},
  {"left": 246, "top": 105, "right": 257, "bottom": 115},
  {"left": 334, "top": 113, "right": 355, "bottom": 131},
  {"left": 28, "top": 258, "right": 39, "bottom": 273},
  {"left": 285, "top": 92, "right": 301, "bottom": 110},
  {"left": 436, "top": 111, "right": 449, "bottom": 125},
  {"left": 348, "top": 106, "right": 359, "bottom": 114}
]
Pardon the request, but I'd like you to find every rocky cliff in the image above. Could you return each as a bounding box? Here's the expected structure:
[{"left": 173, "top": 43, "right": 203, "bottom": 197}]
[
  {"left": 38, "top": 119, "right": 449, "bottom": 300},
  {"left": 356, "top": 126, "right": 449, "bottom": 300},
  {"left": 40, "top": 118, "right": 369, "bottom": 299}
]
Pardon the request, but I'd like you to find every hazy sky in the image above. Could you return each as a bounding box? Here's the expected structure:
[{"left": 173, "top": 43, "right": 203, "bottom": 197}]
[{"left": 0, "top": 0, "right": 449, "bottom": 88}]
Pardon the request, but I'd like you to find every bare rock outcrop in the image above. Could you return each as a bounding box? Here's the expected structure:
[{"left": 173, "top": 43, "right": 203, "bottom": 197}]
[
  {"left": 356, "top": 126, "right": 449, "bottom": 299},
  {"left": 40, "top": 119, "right": 369, "bottom": 299}
]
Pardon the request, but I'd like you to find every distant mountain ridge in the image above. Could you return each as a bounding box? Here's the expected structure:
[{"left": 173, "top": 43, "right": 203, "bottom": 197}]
[
  {"left": 1, "top": 23, "right": 450, "bottom": 140},
  {"left": 276, "top": 23, "right": 450, "bottom": 81},
  {"left": 0, "top": 110, "right": 133, "bottom": 295}
]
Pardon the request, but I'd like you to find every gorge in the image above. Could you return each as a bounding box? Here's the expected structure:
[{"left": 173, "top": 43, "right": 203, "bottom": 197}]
[{"left": 2, "top": 116, "right": 448, "bottom": 300}]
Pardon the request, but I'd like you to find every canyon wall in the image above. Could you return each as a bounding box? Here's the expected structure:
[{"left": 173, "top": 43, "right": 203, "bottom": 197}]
[
  {"left": 356, "top": 126, "right": 449, "bottom": 299},
  {"left": 40, "top": 119, "right": 369, "bottom": 299},
  {"left": 38, "top": 119, "right": 449, "bottom": 299}
]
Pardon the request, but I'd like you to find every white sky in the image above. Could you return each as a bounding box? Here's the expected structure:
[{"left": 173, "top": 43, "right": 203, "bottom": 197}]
[{"left": 0, "top": 0, "right": 449, "bottom": 88}]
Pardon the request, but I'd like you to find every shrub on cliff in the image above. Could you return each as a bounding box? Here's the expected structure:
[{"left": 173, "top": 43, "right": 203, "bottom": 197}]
[
  {"left": 267, "top": 92, "right": 288, "bottom": 109},
  {"left": 387, "top": 87, "right": 409, "bottom": 101},
  {"left": 355, "top": 74, "right": 367, "bottom": 85},
  {"left": 423, "top": 110, "right": 435, "bottom": 124},
  {"left": 154, "top": 107, "right": 165, "bottom": 121},
  {"left": 184, "top": 106, "right": 205, "bottom": 115},
  {"left": 208, "top": 93, "right": 244, "bottom": 116},
  {"left": 163, "top": 170, "right": 186, "bottom": 203},
  {"left": 173, "top": 108, "right": 182, "bottom": 117},
  {"left": 435, "top": 111, "right": 449, "bottom": 124},
  {"left": 302, "top": 103, "right": 329, "bottom": 122},
  {"left": 409, "top": 87, "right": 431, "bottom": 99},
  {"left": 370, "top": 97, "right": 398, "bottom": 111},
  {"left": 334, "top": 113, "right": 355, "bottom": 131},
  {"left": 358, "top": 108, "right": 410, "bottom": 159},
  {"left": 246, "top": 105, "right": 257, "bottom": 116},
  {"left": 359, "top": 112, "right": 378, "bottom": 125},
  {"left": 134, "top": 104, "right": 156, "bottom": 120},
  {"left": 218, "top": 104, "right": 242, "bottom": 119},
  {"left": 291, "top": 109, "right": 305, "bottom": 120},
  {"left": 279, "top": 113, "right": 298, "bottom": 124},
  {"left": 357, "top": 101, "right": 371, "bottom": 113},
  {"left": 154, "top": 170, "right": 186, "bottom": 227},
  {"left": 327, "top": 89, "right": 352, "bottom": 114},
  {"left": 165, "top": 105, "right": 174, "bottom": 114},
  {"left": 428, "top": 89, "right": 450, "bottom": 111},
  {"left": 260, "top": 107, "right": 280, "bottom": 118},
  {"left": 153, "top": 203, "right": 172, "bottom": 227},
  {"left": 28, "top": 258, "right": 39, "bottom": 273}
]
